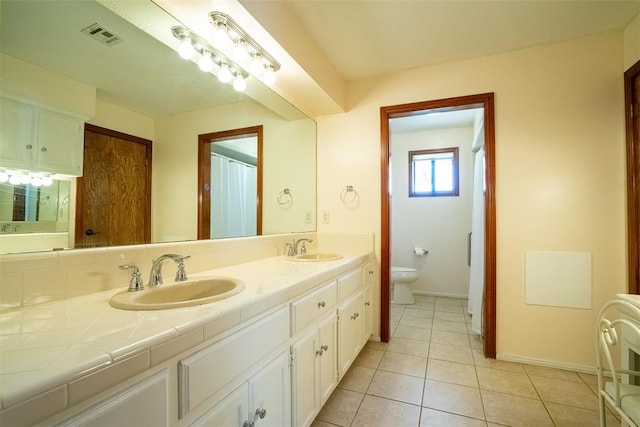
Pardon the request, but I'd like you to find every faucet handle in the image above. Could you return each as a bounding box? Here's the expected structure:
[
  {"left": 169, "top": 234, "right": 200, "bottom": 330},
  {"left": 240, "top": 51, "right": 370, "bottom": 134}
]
[
  {"left": 119, "top": 264, "right": 144, "bottom": 292},
  {"left": 175, "top": 256, "right": 190, "bottom": 282}
]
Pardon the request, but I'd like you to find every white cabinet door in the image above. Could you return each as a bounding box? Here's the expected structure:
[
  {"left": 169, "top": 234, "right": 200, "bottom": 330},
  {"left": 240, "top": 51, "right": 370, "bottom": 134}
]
[
  {"left": 0, "top": 98, "right": 36, "bottom": 168},
  {"left": 317, "top": 311, "right": 337, "bottom": 406},
  {"left": 249, "top": 352, "right": 291, "bottom": 427},
  {"left": 191, "top": 382, "right": 249, "bottom": 427},
  {"left": 338, "top": 292, "right": 365, "bottom": 378},
  {"left": 61, "top": 370, "right": 169, "bottom": 427},
  {"left": 364, "top": 284, "right": 373, "bottom": 341},
  {"left": 36, "top": 109, "right": 83, "bottom": 175},
  {"left": 291, "top": 327, "right": 319, "bottom": 427}
]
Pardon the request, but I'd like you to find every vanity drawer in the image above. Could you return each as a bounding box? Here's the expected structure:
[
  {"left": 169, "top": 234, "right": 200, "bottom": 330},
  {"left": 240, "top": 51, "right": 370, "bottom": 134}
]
[
  {"left": 291, "top": 280, "right": 337, "bottom": 334},
  {"left": 178, "top": 306, "right": 289, "bottom": 419},
  {"left": 338, "top": 268, "right": 363, "bottom": 300}
]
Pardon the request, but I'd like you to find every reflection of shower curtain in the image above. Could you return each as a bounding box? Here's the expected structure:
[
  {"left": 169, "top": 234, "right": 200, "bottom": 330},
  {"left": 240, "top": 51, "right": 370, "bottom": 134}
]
[
  {"left": 468, "top": 118, "right": 485, "bottom": 335},
  {"left": 210, "top": 154, "right": 257, "bottom": 238}
]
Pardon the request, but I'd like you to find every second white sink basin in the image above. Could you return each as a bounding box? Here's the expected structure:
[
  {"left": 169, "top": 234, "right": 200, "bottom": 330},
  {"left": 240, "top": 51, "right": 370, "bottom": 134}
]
[
  {"left": 287, "top": 252, "right": 343, "bottom": 262},
  {"left": 110, "top": 276, "right": 244, "bottom": 310}
]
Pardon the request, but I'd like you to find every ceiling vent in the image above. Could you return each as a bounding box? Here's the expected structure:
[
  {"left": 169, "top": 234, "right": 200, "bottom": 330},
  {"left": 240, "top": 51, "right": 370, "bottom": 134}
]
[{"left": 81, "top": 23, "right": 124, "bottom": 46}]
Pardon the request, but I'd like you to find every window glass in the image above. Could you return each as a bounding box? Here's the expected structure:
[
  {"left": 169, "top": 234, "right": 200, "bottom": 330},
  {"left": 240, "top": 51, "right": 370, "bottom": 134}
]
[{"left": 409, "top": 148, "right": 459, "bottom": 197}]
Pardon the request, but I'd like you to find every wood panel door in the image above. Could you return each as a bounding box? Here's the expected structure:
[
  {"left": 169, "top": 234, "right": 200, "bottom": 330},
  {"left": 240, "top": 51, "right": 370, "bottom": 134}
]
[
  {"left": 75, "top": 124, "right": 152, "bottom": 248},
  {"left": 626, "top": 60, "right": 640, "bottom": 294}
]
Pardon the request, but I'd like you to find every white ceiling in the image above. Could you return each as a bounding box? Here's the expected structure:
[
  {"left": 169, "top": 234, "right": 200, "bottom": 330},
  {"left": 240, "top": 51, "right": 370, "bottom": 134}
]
[{"left": 281, "top": 0, "right": 640, "bottom": 81}]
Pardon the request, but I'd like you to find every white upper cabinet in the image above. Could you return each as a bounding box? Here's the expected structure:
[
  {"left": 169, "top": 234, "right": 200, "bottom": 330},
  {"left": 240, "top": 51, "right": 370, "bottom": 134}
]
[{"left": 0, "top": 98, "right": 84, "bottom": 175}]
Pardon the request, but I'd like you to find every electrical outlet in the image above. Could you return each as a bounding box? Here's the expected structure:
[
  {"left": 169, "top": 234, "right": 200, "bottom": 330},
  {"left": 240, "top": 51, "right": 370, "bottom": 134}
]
[
  {"left": 304, "top": 210, "right": 312, "bottom": 224},
  {"left": 322, "top": 210, "right": 330, "bottom": 224}
]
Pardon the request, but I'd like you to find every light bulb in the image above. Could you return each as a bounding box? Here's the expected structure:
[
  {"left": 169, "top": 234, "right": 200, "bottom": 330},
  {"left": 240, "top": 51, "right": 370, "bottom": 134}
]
[
  {"left": 217, "top": 63, "right": 232, "bottom": 83},
  {"left": 178, "top": 39, "right": 195, "bottom": 59},
  {"left": 31, "top": 176, "right": 42, "bottom": 187},
  {"left": 9, "top": 174, "right": 21, "bottom": 185},
  {"left": 233, "top": 74, "right": 247, "bottom": 92},
  {"left": 250, "top": 54, "right": 264, "bottom": 75},
  {"left": 233, "top": 40, "right": 250, "bottom": 63},
  {"left": 212, "top": 23, "right": 229, "bottom": 47},
  {"left": 198, "top": 52, "right": 214, "bottom": 72},
  {"left": 0, "top": 171, "right": 8, "bottom": 183},
  {"left": 19, "top": 173, "right": 31, "bottom": 184},
  {"left": 42, "top": 175, "right": 53, "bottom": 186},
  {"left": 263, "top": 66, "right": 276, "bottom": 85}
]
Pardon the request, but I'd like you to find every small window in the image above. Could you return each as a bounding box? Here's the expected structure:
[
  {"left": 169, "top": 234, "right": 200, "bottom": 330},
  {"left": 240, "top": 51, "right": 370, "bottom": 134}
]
[{"left": 409, "top": 147, "right": 459, "bottom": 197}]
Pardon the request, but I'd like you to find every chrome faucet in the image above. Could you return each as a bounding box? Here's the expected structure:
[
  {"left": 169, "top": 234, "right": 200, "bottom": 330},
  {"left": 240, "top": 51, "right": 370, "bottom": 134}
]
[
  {"left": 148, "top": 254, "right": 190, "bottom": 286},
  {"left": 287, "top": 238, "right": 313, "bottom": 256}
]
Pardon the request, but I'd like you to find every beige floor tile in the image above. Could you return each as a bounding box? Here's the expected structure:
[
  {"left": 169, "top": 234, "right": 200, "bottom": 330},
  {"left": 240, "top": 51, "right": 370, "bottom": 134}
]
[
  {"left": 367, "top": 370, "right": 424, "bottom": 405},
  {"left": 399, "top": 315, "right": 433, "bottom": 329},
  {"left": 413, "top": 300, "right": 437, "bottom": 311},
  {"left": 351, "top": 394, "right": 421, "bottom": 427},
  {"left": 529, "top": 375, "right": 599, "bottom": 410},
  {"left": 434, "top": 311, "right": 466, "bottom": 323},
  {"left": 426, "top": 359, "right": 479, "bottom": 388},
  {"left": 316, "top": 388, "right": 364, "bottom": 427},
  {"left": 469, "top": 334, "right": 483, "bottom": 350},
  {"left": 364, "top": 340, "right": 389, "bottom": 352},
  {"left": 405, "top": 308, "right": 435, "bottom": 319},
  {"left": 353, "top": 347, "right": 384, "bottom": 369},
  {"left": 432, "top": 319, "right": 469, "bottom": 334},
  {"left": 472, "top": 349, "right": 525, "bottom": 373},
  {"left": 481, "top": 390, "right": 553, "bottom": 426},
  {"left": 338, "top": 365, "right": 375, "bottom": 393},
  {"left": 523, "top": 364, "right": 582, "bottom": 382},
  {"left": 310, "top": 420, "right": 339, "bottom": 427},
  {"left": 423, "top": 380, "right": 485, "bottom": 420},
  {"left": 379, "top": 351, "right": 427, "bottom": 377},
  {"left": 545, "top": 402, "right": 619, "bottom": 427},
  {"left": 431, "top": 329, "right": 470, "bottom": 347},
  {"left": 578, "top": 372, "right": 599, "bottom": 385},
  {"left": 429, "top": 342, "right": 474, "bottom": 365},
  {"left": 387, "top": 336, "right": 430, "bottom": 357},
  {"left": 420, "top": 408, "right": 487, "bottom": 427},
  {"left": 414, "top": 294, "right": 435, "bottom": 303},
  {"left": 394, "top": 324, "right": 431, "bottom": 341},
  {"left": 476, "top": 366, "right": 538, "bottom": 399}
]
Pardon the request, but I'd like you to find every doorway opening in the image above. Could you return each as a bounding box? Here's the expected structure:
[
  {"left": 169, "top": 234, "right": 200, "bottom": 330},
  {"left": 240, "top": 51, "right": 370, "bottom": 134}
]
[
  {"left": 380, "top": 93, "right": 496, "bottom": 358},
  {"left": 198, "top": 126, "right": 263, "bottom": 239}
]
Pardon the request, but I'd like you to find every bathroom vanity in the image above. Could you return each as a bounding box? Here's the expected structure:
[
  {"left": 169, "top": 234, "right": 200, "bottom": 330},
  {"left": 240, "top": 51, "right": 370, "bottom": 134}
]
[{"left": 0, "top": 240, "right": 376, "bottom": 426}]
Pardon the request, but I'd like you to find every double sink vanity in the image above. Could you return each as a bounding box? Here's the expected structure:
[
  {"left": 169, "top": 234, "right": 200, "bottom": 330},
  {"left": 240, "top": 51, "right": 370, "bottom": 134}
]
[{"left": 0, "top": 234, "right": 376, "bottom": 426}]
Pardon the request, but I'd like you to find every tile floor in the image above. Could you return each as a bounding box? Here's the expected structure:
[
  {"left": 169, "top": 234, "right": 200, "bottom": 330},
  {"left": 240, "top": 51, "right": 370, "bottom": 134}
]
[{"left": 312, "top": 295, "right": 619, "bottom": 427}]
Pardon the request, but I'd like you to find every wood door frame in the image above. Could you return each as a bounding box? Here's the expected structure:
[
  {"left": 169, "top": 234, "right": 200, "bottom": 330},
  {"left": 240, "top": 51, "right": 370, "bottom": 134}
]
[
  {"left": 197, "top": 125, "right": 263, "bottom": 239},
  {"left": 380, "top": 92, "right": 497, "bottom": 358},
  {"left": 75, "top": 124, "right": 152, "bottom": 246},
  {"left": 625, "top": 60, "right": 640, "bottom": 294}
]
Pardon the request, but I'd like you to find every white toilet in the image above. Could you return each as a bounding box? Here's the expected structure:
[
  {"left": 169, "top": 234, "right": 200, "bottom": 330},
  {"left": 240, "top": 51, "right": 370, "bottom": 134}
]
[{"left": 391, "top": 266, "right": 419, "bottom": 304}]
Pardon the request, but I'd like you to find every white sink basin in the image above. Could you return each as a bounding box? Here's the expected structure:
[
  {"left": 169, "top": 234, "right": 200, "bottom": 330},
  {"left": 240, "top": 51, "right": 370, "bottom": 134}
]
[
  {"left": 109, "top": 276, "right": 244, "bottom": 310},
  {"left": 286, "top": 252, "right": 343, "bottom": 262}
]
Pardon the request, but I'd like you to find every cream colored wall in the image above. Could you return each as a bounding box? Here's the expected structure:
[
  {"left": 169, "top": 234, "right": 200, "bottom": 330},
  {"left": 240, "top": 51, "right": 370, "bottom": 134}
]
[
  {"left": 391, "top": 126, "right": 474, "bottom": 298},
  {"left": 153, "top": 100, "right": 315, "bottom": 242},
  {"left": 625, "top": 13, "right": 640, "bottom": 70},
  {"left": 88, "top": 100, "right": 155, "bottom": 141},
  {"left": 318, "top": 31, "right": 626, "bottom": 369}
]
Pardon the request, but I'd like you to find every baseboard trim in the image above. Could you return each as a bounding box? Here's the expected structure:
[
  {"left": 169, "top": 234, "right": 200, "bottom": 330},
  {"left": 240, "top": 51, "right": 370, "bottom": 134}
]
[
  {"left": 413, "top": 290, "right": 468, "bottom": 299},
  {"left": 497, "top": 353, "right": 597, "bottom": 376}
]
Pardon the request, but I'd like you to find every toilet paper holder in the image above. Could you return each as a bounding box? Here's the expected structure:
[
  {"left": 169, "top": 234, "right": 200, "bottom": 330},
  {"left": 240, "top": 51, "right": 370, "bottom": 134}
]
[{"left": 413, "top": 247, "right": 428, "bottom": 256}]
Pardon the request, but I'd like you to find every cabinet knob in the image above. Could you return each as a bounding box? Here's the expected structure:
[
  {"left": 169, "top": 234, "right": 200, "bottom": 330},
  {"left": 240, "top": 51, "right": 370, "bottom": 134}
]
[
  {"left": 317, "top": 301, "right": 326, "bottom": 308},
  {"left": 316, "top": 348, "right": 324, "bottom": 356},
  {"left": 41, "top": 147, "right": 47, "bottom": 152},
  {"left": 365, "top": 301, "right": 371, "bottom": 306},
  {"left": 321, "top": 344, "right": 328, "bottom": 352},
  {"left": 243, "top": 408, "right": 267, "bottom": 427},
  {"left": 25, "top": 144, "right": 33, "bottom": 149}
]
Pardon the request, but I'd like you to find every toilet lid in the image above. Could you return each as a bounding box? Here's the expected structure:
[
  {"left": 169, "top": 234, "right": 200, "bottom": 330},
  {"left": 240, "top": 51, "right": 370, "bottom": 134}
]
[{"left": 391, "top": 266, "right": 417, "bottom": 273}]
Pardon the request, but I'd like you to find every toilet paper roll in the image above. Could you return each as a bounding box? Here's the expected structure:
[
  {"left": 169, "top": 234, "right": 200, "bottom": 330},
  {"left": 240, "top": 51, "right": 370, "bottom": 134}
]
[{"left": 414, "top": 247, "right": 428, "bottom": 256}]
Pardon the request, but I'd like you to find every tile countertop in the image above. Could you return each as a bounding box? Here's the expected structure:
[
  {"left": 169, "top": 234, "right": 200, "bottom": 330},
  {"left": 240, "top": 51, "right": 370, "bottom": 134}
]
[{"left": 0, "top": 251, "right": 372, "bottom": 411}]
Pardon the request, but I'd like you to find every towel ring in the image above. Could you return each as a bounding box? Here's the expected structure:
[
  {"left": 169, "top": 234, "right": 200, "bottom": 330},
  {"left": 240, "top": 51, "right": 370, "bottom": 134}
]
[
  {"left": 277, "top": 188, "right": 292, "bottom": 205},
  {"left": 340, "top": 185, "right": 358, "bottom": 204}
]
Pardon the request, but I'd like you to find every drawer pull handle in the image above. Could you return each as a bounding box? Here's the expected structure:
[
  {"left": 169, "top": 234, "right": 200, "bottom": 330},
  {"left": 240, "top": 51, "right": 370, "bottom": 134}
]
[
  {"left": 243, "top": 408, "right": 267, "bottom": 427},
  {"left": 318, "top": 301, "right": 326, "bottom": 308}
]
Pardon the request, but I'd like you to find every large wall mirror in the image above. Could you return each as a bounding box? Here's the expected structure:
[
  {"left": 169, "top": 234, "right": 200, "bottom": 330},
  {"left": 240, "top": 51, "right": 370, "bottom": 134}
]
[{"left": 0, "top": 0, "right": 316, "bottom": 253}]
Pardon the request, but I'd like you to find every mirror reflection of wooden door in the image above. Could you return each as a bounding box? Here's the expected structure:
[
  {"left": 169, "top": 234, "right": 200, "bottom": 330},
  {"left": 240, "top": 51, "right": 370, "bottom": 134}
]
[
  {"left": 75, "top": 124, "right": 152, "bottom": 248},
  {"left": 198, "top": 126, "right": 263, "bottom": 239}
]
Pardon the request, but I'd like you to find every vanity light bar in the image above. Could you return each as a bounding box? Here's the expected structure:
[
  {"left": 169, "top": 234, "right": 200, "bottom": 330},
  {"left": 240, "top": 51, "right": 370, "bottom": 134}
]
[
  {"left": 0, "top": 169, "right": 54, "bottom": 187},
  {"left": 171, "top": 26, "right": 248, "bottom": 91},
  {"left": 209, "top": 12, "right": 280, "bottom": 72}
]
